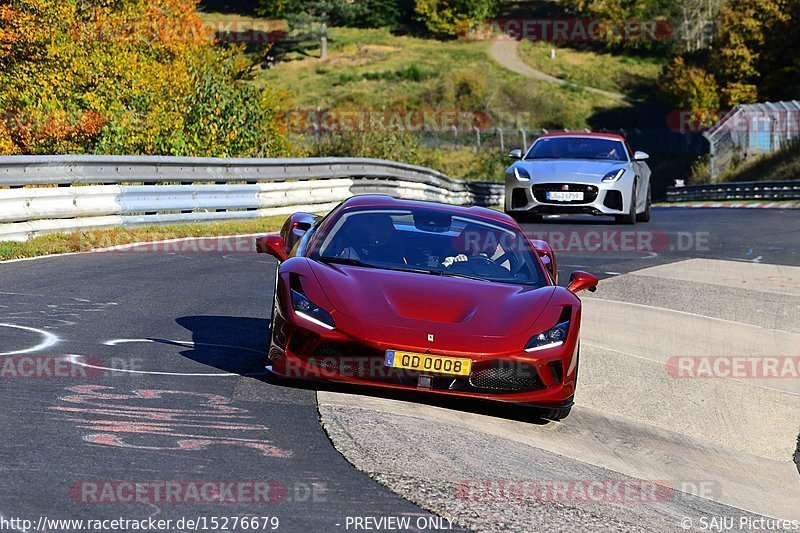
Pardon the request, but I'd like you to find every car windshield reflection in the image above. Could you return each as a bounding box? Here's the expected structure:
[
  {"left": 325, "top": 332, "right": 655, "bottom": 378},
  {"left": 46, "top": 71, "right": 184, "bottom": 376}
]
[{"left": 313, "top": 207, "right": 547, "bottom": 288}]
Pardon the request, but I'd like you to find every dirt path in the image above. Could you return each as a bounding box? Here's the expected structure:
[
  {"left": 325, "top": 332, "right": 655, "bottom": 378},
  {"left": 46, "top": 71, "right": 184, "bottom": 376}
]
[{"left": 489, "top": 40, "right": 633, "bottom": 103}]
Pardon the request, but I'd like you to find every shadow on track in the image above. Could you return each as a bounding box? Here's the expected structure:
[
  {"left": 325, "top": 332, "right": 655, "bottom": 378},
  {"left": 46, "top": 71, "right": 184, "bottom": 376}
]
[
  {"left": 262, "top": 371, "right": 551, "bottom": 426},
  {"left": 176, "top": 315, "right": 270, "bottom": 375},
  {"left": 176, "top": 316, "right": 553, "bottom": 424}
]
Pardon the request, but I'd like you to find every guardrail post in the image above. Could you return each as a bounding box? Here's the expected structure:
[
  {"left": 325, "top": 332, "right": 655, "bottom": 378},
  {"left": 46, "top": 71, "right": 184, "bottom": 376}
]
[
  {"left": 452, "top": 125, "right": 458, "bottom": 149},
  {"left": 474, "top": 126, "right": 481, "bottom": 153},
  {"left": 497, "top": 128, "right": 504, "bottom": 152}
]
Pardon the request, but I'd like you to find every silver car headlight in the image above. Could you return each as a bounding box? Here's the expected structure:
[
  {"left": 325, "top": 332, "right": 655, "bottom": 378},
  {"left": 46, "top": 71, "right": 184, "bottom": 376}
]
[
  {"left": 602, "top": 169, "right": 625, "bottom": 182},
  {"left": 525, "top": 320, "right": 569, "bottom": 352}
]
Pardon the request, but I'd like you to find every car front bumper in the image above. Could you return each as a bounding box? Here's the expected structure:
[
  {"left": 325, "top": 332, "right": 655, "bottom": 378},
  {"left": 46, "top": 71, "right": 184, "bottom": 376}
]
[
  {"left": 505, "top": 180, "right": 632, "bottom": 216},
  {"left": 267, "top": 306, "right": 578, "bottom": 407}
]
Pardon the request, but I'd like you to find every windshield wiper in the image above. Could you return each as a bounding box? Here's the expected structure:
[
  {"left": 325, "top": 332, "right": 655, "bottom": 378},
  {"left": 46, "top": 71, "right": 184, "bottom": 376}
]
[
  {"left": 318, "top": 256, "right": 376, "bottom": 269},
  {"left": 435, "top": 271, "right": 492, "bottom": 282}
]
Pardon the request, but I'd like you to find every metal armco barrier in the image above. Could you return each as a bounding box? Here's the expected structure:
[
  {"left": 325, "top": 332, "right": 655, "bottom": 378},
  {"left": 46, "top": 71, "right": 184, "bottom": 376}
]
[
  {"left": 666, "top": 180, "right": 800, "bottom": 203},
  {"left": 0, "top": 156, "right": 504, "bottom": 242}
]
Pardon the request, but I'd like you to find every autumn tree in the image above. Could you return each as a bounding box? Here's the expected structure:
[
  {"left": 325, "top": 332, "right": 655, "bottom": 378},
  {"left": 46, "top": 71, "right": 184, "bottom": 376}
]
[
  {"left": 0, "top": 0, "right": 289, "bottom": 156},
  {"left": 711, "top": 0, "right": 797, "bottom": 106}
]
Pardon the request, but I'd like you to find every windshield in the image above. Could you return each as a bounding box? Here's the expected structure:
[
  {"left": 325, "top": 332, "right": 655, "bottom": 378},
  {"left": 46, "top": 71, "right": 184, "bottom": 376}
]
[
  {"left": 525, "top": 137, "right": 628, "bottom": 161},
  {"left": 312, "top": 207, "right": 547, "bottom": 287}
]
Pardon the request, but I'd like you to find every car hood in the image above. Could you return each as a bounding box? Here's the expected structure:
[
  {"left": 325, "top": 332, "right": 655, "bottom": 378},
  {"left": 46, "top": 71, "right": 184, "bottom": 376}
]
[
  {"left": 512, "top": 159, "right": 629, "bottom": 183},
  {"left": 308, "top": 261, "right": 556, "bottom": 339}
]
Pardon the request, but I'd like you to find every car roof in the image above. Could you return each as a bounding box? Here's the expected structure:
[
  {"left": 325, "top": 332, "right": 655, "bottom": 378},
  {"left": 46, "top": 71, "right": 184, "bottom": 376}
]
[
  {"left": 338, "top": 195, "right": 515, "bottom": 226},
  {"left": 537, "top": 131, "right": 627, "bottom": 142}
]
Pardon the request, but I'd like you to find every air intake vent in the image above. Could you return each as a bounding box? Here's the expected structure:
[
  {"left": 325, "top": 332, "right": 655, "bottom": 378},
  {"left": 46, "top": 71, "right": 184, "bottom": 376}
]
[{"left": 469, "top": 362, "right": 544, "bottom": 392}]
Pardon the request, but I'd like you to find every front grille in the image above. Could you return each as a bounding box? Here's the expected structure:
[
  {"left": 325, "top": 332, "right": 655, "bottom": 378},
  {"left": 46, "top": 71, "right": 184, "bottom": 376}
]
[
  {"left": 533, "top": 183, "right": 598, "bottom": 204},
  {"left": 307, "top": 342, "right": 387, "bottom": 378},
  {"left": 469, "top": 362, "right": 544, "bottom": 392}
]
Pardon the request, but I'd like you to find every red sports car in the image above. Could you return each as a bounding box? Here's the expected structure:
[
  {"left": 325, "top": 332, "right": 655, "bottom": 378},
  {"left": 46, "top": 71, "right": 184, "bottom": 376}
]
[{"left": 256, "top": 195, "right": 597, "bottom": 420}]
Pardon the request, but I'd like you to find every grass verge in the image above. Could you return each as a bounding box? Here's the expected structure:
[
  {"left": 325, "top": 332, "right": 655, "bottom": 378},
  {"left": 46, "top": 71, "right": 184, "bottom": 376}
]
[{"left": 0, "top": 217, "right": 286, "bottom": 262}]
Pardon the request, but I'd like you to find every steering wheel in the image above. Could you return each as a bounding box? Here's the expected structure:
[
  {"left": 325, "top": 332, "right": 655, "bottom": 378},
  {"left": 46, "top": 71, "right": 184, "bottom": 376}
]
[{"left": 450, "top": 255, "right": 509, "bottom": 278}]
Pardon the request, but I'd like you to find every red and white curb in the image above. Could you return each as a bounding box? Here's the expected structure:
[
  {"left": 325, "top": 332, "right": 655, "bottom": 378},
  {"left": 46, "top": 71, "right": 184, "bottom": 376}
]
[{"left": 660, "top": 201, "right": 800, "bottom": 209}]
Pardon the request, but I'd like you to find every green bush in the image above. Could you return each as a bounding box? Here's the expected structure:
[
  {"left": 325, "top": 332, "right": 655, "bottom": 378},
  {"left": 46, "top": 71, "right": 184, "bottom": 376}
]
[
  {"left": 426, "top": 70, "right": 487, "bottom": 110},
  {"left": 308, "top": 130, "right": 426, "bottom": 165},
  {"left": 362, "top": 64, "right": 430, "bottom": 82},
  {"left": 414, "top": 0, "right": 498, "bottom": 38}
]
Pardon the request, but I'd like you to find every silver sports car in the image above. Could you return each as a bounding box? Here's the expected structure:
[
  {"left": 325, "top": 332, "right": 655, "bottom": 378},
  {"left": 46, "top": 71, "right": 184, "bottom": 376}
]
[{"left": 504, "top": 132, "right": 652, "bottom": 224}]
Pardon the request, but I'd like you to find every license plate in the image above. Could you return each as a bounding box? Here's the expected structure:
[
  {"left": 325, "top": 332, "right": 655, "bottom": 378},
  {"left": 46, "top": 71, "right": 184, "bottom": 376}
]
[
  {"left": 546, "top": 191, "right": 584, "bottom": 201},
  {"left": 385, "top": 350, "right": 472, "bottom": 377}
]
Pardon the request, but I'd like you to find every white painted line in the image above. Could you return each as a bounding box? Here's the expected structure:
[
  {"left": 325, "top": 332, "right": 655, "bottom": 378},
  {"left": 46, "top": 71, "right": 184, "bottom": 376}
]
[
  {"left": 0, "top": 323, "right": 60, "bottom": 356},
  {"left": 102, "top": 338, "right": 262, "bottom": 353}
]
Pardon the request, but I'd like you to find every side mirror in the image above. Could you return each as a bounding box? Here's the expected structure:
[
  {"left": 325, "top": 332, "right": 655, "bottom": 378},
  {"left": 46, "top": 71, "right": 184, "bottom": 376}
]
[
  {"left": 508, "top": 149, "right": 522, "bottom": 159},
  {"left": 530, "top": 239, "right": 557, "bottom": 284},
  {"left": 256, "top": 234, "right": 289, "bottom": 262},
  {"left": 567, "top": 271, "right": 598, "bottom": 294},
  {"left": 633, "top": 151, "right": 649, "bottom": 161},
  {"left": 280, "top": 212, "right": 319, "bottom": 253}
]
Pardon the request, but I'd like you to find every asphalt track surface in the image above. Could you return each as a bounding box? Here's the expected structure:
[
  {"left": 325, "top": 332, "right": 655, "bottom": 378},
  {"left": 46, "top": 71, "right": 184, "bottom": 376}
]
[{"left": 0, "top": 207, "right": 797, "bottom": 532}]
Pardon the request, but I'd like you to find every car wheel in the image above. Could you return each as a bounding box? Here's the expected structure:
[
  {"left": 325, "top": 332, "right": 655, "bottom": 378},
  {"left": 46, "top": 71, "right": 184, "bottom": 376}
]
[
  {"left": 266, "top": 266, "right": 279, "bottom": 363},
  {"left": 615, "top": 182, "right": 637, "bottom": 225},
  {"left": 636, "top": 185, "right": 652, "bottom": 222}
]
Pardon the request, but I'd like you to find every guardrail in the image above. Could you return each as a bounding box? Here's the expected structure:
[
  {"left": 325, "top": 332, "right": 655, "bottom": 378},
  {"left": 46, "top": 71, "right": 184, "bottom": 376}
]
[
  {"left": 666, "top": 180, "right": 800, "bottom": 203},
  {"left": 0, "top": 156, "right": 504, "bottom": 242}
]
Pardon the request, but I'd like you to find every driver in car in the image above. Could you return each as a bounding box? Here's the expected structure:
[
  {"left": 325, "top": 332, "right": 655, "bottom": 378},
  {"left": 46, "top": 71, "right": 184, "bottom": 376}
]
[
  {"left": 442, "top": 230, "right": 499, "bottom": 267},
  {"left": 337, "top": 213, "right": 407, "bottom": 264}
]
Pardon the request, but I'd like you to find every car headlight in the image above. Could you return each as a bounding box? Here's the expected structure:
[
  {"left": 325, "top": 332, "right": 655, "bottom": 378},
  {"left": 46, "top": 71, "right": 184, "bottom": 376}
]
[
  {"left": 512, "top": 167, "right": 530, "bottom": 181},
  {"left": 602, "top": 169, "right": 625, "bottom": 182},
  {"left": 525, "top": 320, "right": 569, "bottom": 352},
  {"left": 291, "top": 289, "right": 335, "bottom": 330}
]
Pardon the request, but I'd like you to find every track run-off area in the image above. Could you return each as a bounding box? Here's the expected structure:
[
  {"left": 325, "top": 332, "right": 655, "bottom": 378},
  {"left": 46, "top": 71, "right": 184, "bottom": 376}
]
[{"left": 0, "top": 207, "right": 798, "bottom": 532}]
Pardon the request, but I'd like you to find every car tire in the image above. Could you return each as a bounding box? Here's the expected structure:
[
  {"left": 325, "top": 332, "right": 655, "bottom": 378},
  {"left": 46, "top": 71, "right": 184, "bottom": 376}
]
[
  {"left": 615, "top": 182, "right": 637, "bottom": 225},
  {"left": 266, "top": 266, "right": 280, "bottom": 367},
  {"left": 636, "top": 185, "right": 652, "bottom": 222}
]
